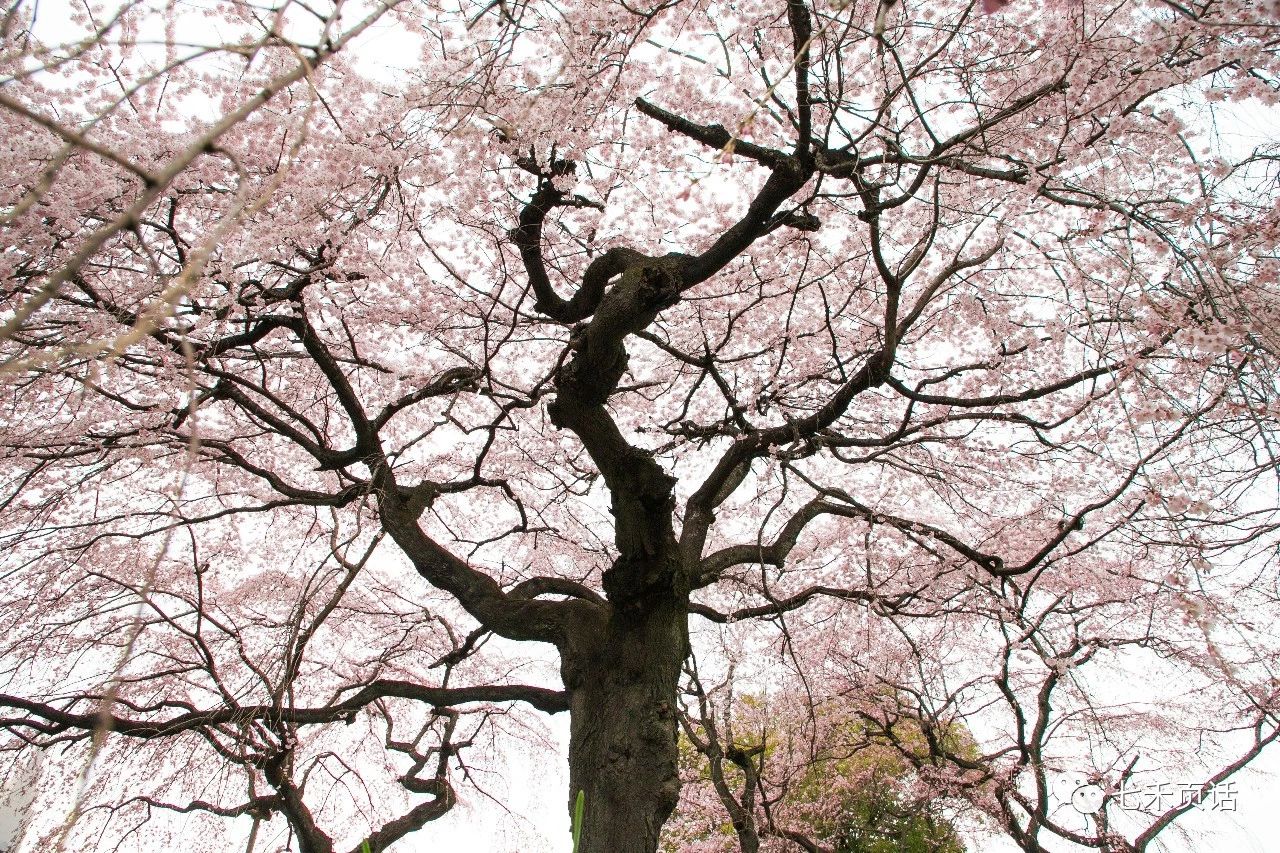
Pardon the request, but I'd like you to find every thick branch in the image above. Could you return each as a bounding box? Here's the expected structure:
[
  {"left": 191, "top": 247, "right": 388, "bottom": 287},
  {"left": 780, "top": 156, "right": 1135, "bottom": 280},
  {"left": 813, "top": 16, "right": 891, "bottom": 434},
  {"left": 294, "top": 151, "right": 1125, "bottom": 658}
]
[
  {"left": 378, "top": 481, "right": 593, "bottom": 644},
  {"left": 0, "top": 680, "right": 569, "bottom": 740},
  {"left": 689, "top": 585, "right": 881, "bottom": 623},
  {"left": 633, "top": 99, "right": 788, "bottom": 167}
]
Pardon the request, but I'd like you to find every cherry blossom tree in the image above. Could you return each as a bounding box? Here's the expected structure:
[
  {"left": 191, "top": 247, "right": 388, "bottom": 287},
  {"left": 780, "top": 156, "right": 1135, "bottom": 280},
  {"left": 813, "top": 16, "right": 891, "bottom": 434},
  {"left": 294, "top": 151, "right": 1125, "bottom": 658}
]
[{"left": 2, "top": 0, "right": 1280, "bottom": 851}]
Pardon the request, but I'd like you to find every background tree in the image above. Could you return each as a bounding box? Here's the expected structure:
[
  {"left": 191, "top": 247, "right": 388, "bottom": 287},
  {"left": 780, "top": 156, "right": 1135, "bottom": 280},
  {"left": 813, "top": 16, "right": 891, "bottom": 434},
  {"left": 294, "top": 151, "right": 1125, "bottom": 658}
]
[
  {"left": 1, "top": 0, "right": 1279, "bottom": 851},
  {"left": 662, "top": 668, "right": 971, "bottom": 853}
]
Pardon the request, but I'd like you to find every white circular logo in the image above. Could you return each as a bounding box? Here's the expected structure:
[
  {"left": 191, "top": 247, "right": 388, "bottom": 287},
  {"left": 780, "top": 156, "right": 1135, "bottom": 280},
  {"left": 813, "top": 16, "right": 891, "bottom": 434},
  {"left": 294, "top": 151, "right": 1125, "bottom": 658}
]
[
  {"left": 1053, "top": 773, "right": 1105, "bottom": 814},
  {"left": 1072, "top": 783, "right": 1105, "bottom": 814}
]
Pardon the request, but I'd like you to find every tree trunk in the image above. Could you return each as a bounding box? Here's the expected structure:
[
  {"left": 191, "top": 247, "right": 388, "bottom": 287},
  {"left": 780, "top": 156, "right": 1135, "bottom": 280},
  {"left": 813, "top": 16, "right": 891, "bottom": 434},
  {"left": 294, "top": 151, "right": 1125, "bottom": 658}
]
[{"left": 562, "top": 593, "right": 687, "bottom": 853}]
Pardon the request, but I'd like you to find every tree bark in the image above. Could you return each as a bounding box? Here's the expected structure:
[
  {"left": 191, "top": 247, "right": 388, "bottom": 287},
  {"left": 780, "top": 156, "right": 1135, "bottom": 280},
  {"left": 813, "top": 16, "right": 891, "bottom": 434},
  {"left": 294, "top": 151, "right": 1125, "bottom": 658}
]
[{"left": 562, "top": 591, "right": 688, "bottom": 853}]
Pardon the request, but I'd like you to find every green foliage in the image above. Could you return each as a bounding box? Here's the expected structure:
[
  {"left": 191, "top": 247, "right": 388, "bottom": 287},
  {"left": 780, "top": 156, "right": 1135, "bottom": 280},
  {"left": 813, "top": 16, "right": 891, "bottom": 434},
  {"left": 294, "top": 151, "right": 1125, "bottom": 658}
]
[
  {"left": 787, "top": 721, "right": 968, "bottom": 853},
  {"left": 669, "top": 698, "right": 973, "bottom": 853},
  {"left": 572, "top": 789, "right": 585, "bottom": 853},
  {"left": 794, "top": 715, "right": 974, "bottom": 851},
  {"left": 825, "top": 769, "right": 965, "bottom": 853}
]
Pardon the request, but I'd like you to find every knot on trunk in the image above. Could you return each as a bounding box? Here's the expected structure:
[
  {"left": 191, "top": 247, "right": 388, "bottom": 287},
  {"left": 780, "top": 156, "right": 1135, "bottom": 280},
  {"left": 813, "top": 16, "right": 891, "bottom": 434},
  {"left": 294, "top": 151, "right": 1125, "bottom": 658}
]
[
  {"left": 635, "top": 263, "right": 682, "bottom": 312},
  {"left": 552, "top": 345, "right": 629, "bottom": 408},
  {"left": 603, "top": 554, "right": 683, "bottom": 605}
]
